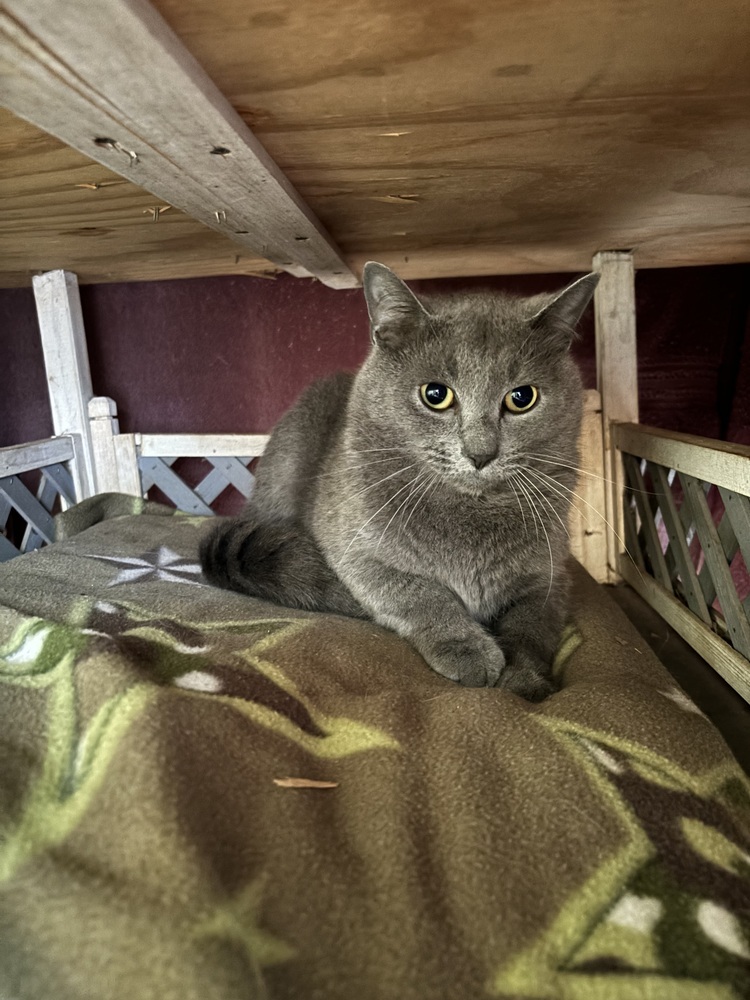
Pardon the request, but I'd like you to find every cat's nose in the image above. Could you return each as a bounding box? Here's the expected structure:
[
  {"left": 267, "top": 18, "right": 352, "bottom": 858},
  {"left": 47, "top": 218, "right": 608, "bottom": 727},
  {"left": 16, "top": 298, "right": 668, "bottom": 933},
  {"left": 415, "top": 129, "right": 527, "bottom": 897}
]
[{"left": 467, "top": 449, "right": 497, "bottom": 470}]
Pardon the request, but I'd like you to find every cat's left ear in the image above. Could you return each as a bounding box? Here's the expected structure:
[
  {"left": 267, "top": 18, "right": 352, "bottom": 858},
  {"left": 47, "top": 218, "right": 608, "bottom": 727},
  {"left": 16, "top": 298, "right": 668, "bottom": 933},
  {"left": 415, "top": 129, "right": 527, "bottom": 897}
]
[
  {"left": 530, "top": 272, "right": 600, "bottom": 348},
  {"left": 362, "top": 261, "right": 430, "bottom": 348}
]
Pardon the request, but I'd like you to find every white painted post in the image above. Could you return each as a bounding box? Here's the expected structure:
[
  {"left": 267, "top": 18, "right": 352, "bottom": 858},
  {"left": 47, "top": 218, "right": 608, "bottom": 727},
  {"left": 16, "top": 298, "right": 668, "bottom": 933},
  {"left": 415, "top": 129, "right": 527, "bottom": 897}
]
[
  {"left": 88, "top": 396, "right": 142, "bottom": 497},
  {"left": 32, "top": 269, "right": 96, "bottom": 499},
  {"left": 593, "top": 251, "right": 639, "bottom": 584}
]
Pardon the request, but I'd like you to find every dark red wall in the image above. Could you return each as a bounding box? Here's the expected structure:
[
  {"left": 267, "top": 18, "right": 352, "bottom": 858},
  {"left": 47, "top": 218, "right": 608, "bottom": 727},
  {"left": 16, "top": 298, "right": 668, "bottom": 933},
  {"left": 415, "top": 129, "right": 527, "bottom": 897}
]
[{"left": 2, "top": 264, "right": 748, "bottom": 449}]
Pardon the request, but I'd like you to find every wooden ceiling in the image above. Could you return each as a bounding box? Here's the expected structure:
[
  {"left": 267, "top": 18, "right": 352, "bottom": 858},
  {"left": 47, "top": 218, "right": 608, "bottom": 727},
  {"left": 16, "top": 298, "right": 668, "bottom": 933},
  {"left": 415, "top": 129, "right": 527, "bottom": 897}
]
[{"left": 1, "top": 0, "right": 749, "bottom": 287}]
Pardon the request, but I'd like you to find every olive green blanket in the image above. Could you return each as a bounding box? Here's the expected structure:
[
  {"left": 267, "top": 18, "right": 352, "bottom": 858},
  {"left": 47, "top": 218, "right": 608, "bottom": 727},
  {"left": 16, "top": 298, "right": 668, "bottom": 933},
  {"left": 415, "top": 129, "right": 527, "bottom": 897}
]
[{"left": 0, "top": 495, "right": 748, "bottom": 999}]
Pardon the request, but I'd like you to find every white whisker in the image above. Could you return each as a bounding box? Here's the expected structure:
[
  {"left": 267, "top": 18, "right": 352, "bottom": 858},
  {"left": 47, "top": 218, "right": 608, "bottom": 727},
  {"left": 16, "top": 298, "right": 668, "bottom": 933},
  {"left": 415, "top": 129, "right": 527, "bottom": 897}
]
[
  {"left": 518, "top": 471, "right": 570, "bottom": 539},
  {"left": 330, "top": 462, "right": 418, "bottom": 511},
  {"left": 526, "top": 465, "right": 644, "bottom": 581},
  {"left": 343, "top": 473, "right": 426, "bottom": 557},
  {"left": 517, "top": 470, "right": 554, "bottom": 603},
  {"left": 527, "top": 452, "right": 656, "bottom": 495},
  {"left": 513, "top": 474, "right": 540, "bottom": 543},
  {"left": 376, "top": 472, "right": 425, "bottom": 549},
  {"left": 401, "top": 473, "right": 439, "bottom": 537},
  {"left": 507, "top": 474, "right": 528, "bottom": 539},
  {"left": 315, "top": 455, "right": 405, "bottom": 479}
]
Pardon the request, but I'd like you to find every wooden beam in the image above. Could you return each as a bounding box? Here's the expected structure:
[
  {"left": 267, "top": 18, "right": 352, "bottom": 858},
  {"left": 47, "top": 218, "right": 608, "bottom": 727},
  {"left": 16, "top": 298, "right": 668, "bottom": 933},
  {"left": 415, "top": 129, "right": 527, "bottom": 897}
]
[
  {"left": 32, "top": 270, "right": 96, "bottom": 499},
  {"left": 0, "top": 0, "right": 355, "bottom": 288},
  {"left": 613, "top": 423, "right": 750, "bottom": 496},
  {"left": 593, "top": 251, "right": 638, "bottom": 584}
]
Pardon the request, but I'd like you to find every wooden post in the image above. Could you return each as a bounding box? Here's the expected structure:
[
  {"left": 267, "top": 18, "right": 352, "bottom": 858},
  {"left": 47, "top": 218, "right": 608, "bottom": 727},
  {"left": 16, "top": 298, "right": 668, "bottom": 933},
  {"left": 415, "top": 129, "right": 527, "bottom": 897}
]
[
  {"left": 32, "top": 269, "right": 96, "bottom": 500},
  {"left": 569, "top": 388, "right": 609, "bottom": 583},
  {"left": 593, "top": 251, "right": 639, "bottom": 584},
  {"left": 88, "top": 396, "right": 142, "bottom": 497}
]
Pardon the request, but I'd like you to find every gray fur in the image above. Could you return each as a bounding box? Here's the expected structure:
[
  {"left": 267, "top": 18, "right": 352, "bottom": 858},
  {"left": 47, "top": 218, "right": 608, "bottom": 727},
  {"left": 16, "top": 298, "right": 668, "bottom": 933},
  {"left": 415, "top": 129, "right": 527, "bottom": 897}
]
[{"left": 201, "top": 264, "right": 599, "bottom": 699}]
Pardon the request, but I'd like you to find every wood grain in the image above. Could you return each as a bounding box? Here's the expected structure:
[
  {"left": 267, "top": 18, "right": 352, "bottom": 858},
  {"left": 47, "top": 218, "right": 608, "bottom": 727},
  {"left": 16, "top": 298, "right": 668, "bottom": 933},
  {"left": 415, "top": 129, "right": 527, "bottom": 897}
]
[
  {"left": 0, "top": 436, "right": 75, "bottom": 476},
  {"left": 614, "top": 423, "right": 750, "bottom": 496},
  {"left": 2, "top": 0, "right": 750, "bottom": 284},
  {"left": 594, "top": 252, "right": 638, "bottom": 583},
  {"left": 620, "top": 559, "right": 750, "bottom": 706},
  {"left": 0, "top": 0, "right": 354, "bottom": 286},
  {"left": 0, "top": 110, "right": 278, "bottom": 286}
]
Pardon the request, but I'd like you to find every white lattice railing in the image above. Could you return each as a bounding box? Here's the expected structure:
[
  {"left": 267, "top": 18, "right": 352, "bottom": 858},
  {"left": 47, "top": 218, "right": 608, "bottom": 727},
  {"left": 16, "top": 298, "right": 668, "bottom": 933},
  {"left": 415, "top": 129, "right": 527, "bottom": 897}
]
[
  {"left": 614, "top": 423, "right": 750, "bottom": 704},
  {"left": 88, "top": 396, "right": 268, "bottom": 515},
  {"left": 137, "top": 434, "right": 268, "bottom": 515},
  {"left": 0, "top": 436, "right": 78, "bottom": 561}
]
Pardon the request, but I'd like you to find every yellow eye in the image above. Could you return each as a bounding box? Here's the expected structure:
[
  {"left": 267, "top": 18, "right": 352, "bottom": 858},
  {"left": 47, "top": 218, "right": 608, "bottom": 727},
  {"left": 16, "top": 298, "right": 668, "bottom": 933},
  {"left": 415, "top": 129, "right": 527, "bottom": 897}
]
[
  {"left": 420, "top": 382, "right": 455, "bottom": 410},
  {"left": 504, "top": 385, "right": 539, "bottom": 413}
]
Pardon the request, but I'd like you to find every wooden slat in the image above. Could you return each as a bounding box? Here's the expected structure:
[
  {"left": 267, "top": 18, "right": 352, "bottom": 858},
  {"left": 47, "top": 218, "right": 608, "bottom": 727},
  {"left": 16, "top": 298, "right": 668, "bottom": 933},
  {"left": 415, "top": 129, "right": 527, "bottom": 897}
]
[
  {"left": 614, "top": 423, "right": 750, "bottom": 496},
  {"left": 41, "top": 463, "right": 76, "bottom": 506},
  {"left": 138, "top": 457, "right": 213, "bottom": 515},
  {"left": 621, "top": 493, "right": 646, "bottom": 574},
  {"left": 0, "top": 475, "right": 55, "bottom": 544},
  {"left": 681, "top": 475, "right": 750, "bottom": 659},
  {"left": 622, "top": 454, "right": 672, "bottom": 591},
  {"left": 0, "top": 437, "right": 75, "bottom": 477},
  {"left": 138, "top": 455, "right": 176, "bottom": 493},
  {"left": 696, "top": 499, "right": 740, "bottom": 608},
  {"left": 0, "top": 533, "right": 19, "bottom": 562},
  {"left": 195, "top": 457, "right": 255, "bottom": 505},
  {"left": 21, "top": 472, "right": 58, "bottom": 552},
  {"left": 567, "top": 389, "right": 608, "bottom": 584},
  {"left": 137, "top": 434, "right": 269, "bottom": 458},
  {"left": 619, "top": 559, "right": 750, "bottom": 705},
  {"left": 718, "top": 488, "right": 750, "bottom": 577},
  {"left": 0, "top": 0, "right": 355, "bottom": 287},
  {"left": 672, "top": 475, "right": 720, "bottom": 607},
  {"left": 193, "top": 468, "right": 232, "bottom": 507},
  {"left": 593, "top": 251, "right": 638, "bottom": 584},
  {"left": 649, "top": 463, "right": 711, "bottom": 624}
]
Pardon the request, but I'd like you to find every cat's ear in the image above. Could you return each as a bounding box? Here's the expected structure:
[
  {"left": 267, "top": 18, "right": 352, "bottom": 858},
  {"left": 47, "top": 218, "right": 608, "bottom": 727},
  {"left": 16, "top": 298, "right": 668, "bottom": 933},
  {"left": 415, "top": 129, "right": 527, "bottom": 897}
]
[
  {"left": 362, "top": 261, "right": 429, "bottom": 348},
  {"left": 530, "top": 272, "right": 600, "bottom": 347}
]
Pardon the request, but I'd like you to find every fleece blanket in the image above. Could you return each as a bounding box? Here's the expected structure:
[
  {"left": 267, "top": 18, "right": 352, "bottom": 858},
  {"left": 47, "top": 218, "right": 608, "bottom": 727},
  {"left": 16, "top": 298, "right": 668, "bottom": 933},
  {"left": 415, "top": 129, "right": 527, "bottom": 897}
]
[{"left": 0, "top": 494, "right": 748, "bottom": 1000}]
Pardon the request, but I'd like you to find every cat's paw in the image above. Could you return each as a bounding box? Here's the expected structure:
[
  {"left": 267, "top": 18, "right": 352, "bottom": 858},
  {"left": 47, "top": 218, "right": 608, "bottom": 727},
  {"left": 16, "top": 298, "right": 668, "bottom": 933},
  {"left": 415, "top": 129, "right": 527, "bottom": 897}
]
[
  {"left": 495, "top": 652, "right": 558, "bottom": 702},
  {"left": 422, "top": 635, "right": 506, "bottom": 687}
]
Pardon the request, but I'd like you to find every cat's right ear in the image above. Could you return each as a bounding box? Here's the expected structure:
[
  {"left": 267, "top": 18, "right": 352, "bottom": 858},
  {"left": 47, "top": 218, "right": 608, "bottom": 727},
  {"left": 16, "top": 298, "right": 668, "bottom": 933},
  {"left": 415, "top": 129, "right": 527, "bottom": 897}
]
[{"left": 362, "top": 262, "right": 428, "bottom": 348}]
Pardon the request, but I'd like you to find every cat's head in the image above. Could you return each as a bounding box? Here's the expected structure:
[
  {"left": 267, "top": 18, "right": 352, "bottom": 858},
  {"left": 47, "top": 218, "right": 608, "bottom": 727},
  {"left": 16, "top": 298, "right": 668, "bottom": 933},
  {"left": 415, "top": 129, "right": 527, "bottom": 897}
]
[{"left": 353, "top": 262, "right": 598, "bottom": 493}]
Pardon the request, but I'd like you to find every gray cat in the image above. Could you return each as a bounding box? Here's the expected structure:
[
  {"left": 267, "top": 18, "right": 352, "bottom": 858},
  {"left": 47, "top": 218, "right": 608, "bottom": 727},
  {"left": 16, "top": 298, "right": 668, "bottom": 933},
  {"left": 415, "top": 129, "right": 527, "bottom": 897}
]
[{"left": 200, "top": 263, "right": 599, "bottom": 699}]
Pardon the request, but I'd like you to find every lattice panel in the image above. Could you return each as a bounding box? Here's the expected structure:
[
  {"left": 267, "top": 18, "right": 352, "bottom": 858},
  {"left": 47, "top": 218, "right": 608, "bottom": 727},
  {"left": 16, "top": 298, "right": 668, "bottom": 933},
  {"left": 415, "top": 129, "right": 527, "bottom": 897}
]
[
  {"left": 139, "top": 455, "right": 255, "bottom": 515},
  {"left": 622, "top": 453, "right": 750, "bottom": 658},
  {"left": 0, "top": 463, "right": 76, "bottom": 562}
]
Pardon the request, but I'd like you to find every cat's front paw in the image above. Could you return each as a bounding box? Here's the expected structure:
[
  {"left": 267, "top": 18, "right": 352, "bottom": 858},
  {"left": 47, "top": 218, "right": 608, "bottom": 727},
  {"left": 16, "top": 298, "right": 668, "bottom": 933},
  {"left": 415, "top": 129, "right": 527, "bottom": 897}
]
[
  {"left": 421, "top": 635, "right": 506, "bottom": 687},
  {"left": 495, "top": 651, "right": 558, "bottom": 702}
]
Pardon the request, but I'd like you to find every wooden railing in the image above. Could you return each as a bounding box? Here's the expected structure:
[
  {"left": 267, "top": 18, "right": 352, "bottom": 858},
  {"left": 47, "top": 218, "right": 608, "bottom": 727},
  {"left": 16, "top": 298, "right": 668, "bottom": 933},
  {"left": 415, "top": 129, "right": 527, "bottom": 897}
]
[
  {"left": 0, "top": 436, "right": 77, "bottom": 561},
  {"left": 137, "top": 434, "right": 267, "bottom": 515},
  {"left": 614, "top": 423, "right": 750, "bottom": 704},
  {"left": 89, "top": 396, "right": 268, "bottom": 515}
]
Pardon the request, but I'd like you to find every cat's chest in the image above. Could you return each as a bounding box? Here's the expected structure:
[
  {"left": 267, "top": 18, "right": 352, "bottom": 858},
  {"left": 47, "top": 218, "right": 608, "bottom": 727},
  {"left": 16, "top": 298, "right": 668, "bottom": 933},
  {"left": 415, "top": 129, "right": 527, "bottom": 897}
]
[{"left": 400, "top": 502, "right": 522, "bottom": 621}]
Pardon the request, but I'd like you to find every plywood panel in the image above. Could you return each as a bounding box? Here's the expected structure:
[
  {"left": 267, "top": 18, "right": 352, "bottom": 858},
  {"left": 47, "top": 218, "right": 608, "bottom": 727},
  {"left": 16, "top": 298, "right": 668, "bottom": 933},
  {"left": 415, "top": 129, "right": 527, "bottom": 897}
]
[
  {"left": 2, "top": 0, "right": 749, "bottom": 284},
  {"left": 0, "top": 110, "right": 278, "bottom": 286}
]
